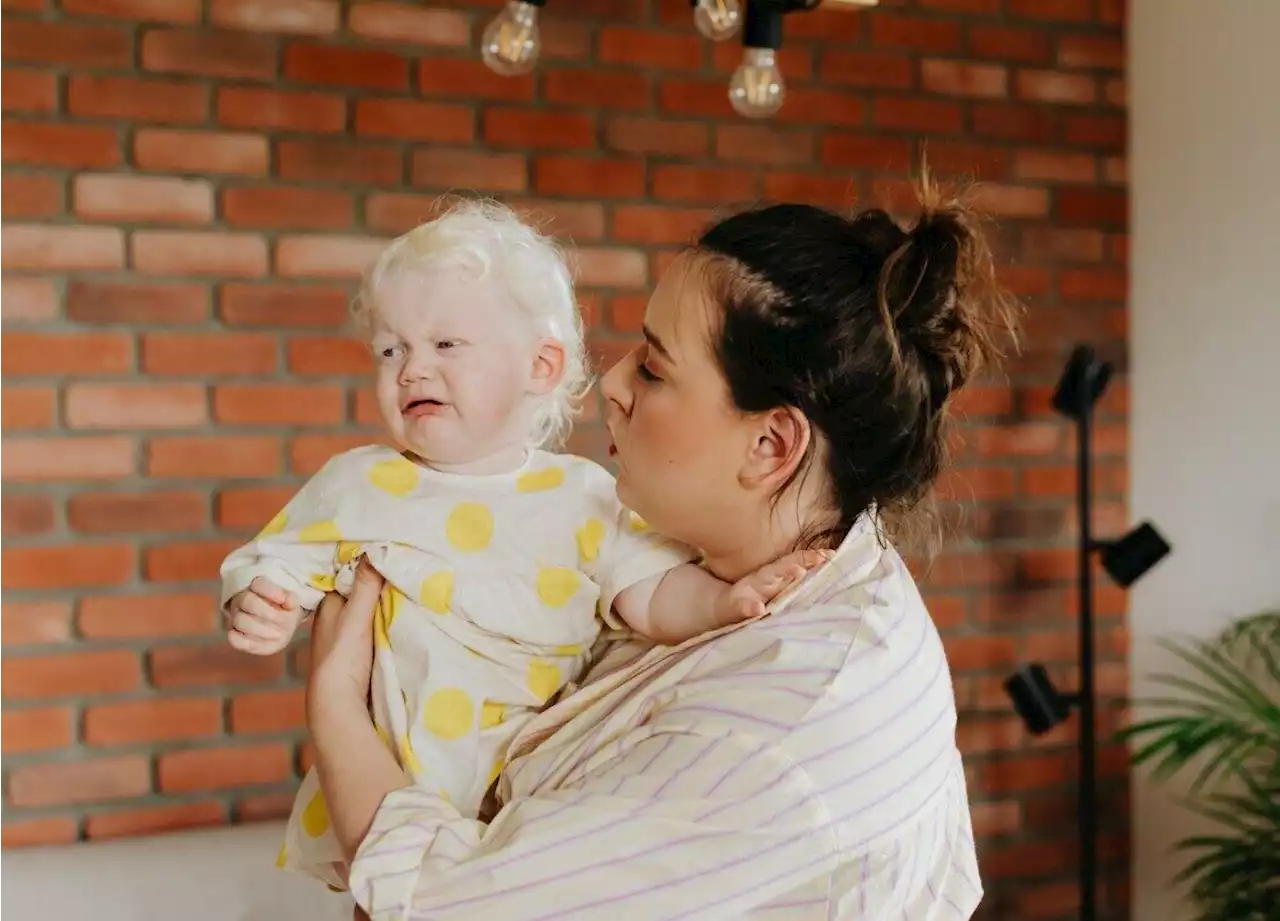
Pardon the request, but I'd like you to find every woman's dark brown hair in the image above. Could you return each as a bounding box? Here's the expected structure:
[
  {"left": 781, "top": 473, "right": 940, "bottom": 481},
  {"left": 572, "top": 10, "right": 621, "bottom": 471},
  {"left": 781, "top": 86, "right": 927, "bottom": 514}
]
[{"left": 695, "top": 174, "right": 1021, "bottom": 552}]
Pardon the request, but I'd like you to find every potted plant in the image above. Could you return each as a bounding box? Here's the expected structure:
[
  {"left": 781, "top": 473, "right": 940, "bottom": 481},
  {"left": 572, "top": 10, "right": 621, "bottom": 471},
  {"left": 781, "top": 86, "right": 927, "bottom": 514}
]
[{"left": 1120, "top": 610, "right": 1279, "bottom": 920}]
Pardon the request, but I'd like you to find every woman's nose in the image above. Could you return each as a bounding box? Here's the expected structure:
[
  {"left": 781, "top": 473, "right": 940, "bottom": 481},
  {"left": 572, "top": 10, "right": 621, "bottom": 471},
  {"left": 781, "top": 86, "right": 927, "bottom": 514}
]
[{"left": 600, "top": 350, "right": 634, "bottom": 416}]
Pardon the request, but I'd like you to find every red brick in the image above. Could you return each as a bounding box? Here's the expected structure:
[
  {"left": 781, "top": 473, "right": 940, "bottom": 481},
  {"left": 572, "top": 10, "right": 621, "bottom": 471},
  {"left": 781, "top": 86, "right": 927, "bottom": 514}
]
[
  {"left": 714, "top": 125, "right": 814, "bottom": 166},
  {"left": 534, "top": 155, "right": 646, "bottom": 199},
  {"left": 1057, "top": 187, "right": 1126, "bottom": 225},
  {"left": 1, "top": 817, "right": 78, "bottom": 848},
  {"left": 217, "top": 86, "right": 344, "bottom": 133},
  {"left": 133, "top": 230, "right": 268, "bottom": 277},
  {"left": 8, "top": 756, "right": 151, "bottom": 807},
  {"left": 287, "top": 336, "right": 371, "bottom": 375},
  {"left": 75, "top": 174, "right": 214, "bottom": 224},
  {"left": 3, "top": 436, "right": 135, "bottom": 482},
  {"left": 79, "top": 591, "right": 217, "bottom": 638},
  {"left": 653, "top": 165, "right": 757, "bottom": 204},
  {"left": 411, "top": 148, "right": 527, "bottom": 193},
  {"left": 4, "top": 224, "right": 123, "bottom": 272},
  {"left": 1015, "top": 150, "right": 1097, "bottom": 183},
  {"left": 485, "top": 109, "right": 596, "bottom": 150},
  {"left": 230, "top": 687, "right": 306, "bottom": 733},
  {"left": 1, "top": 19, "right": 131, "bottom": 68},
  {"left": 418, "top": 57, "right": 535, "bottom": 102},
  {"left": 1, "top": 387, "right": 55, "bottom": 430},
  {"left": 213, "top": 383, "right": 344, "bottom": 425},
  {"left": 135, "top": 128, "right": 268, "bottom": 175},
  {"left": 348, "top": 1, "right": 469, "bottom": 47},
  {"left": 141, "top": 331, "right": 277, "bottom": 376},
  {"left": 1017, "top": 69, "right": 1097, "bottom": 105},
  {"left": 219, "top": 282, "right": 350, "bottom": 329},
  {"left": 605, "top": 116, "right": 709, "bottom": 157},
  {"left": 142, "top": 28, "right": 277, "bottom": 80},
  {"left": 871, "top": 13, "right": 959, "bottom": 53},
  {"left": 354, "top": 98, "right": 473, "bottom": 143},
  {"left": 3, "top": 122, "right": 120, "bottom": 169},
  {"left": 86, "top": 802, "right": 225, "bottom": 840},
  {"left": 277, "top": 138, "right": 402, "bottom": 185},
  {"left": 874, "top": 97, "right": 964, "bottom": 134},
  {"left": 922, "top": 60, "right": 1008, "bottom": 98},
  {"left": 64, "top": 383, "right": 206, "bottom": 430},
  {"left": 158, "top": 743, "right": 292, "bottom": 792},
  {"left": 2, "top": 649, "right": 140, "bottom": 699},
  {"left": 598, "top": 27, "right": 703, "bottom": 71},
  {"left": 222, "top": 185, "right": 352, "bottom": 230},
  {"left": 818, "top": 50, "right": 913, "bottom": 90},
  {"left": 68, "top": 75, "right": 208, "bottom": 123},
  {"left": 968, "top": 24, "right": 1053, "bottom": 63},
  {"left": 544, "top": 68, "right": 650, "bottom": 111},
  {"left": 761, "top": 172, "right": 857, "bottom": 207},
  {"left": 62, "top": 0, "right": 200, "bottom": 21},
  {"left": 573, "top": 247, "right": 648, "bottom": 288},
  {"left": 821, "top": 134, "right": 914, "bottom": 171},
  {"left": 2, "top": 331, "right": 134, "bottom": 376},
  {"left": 68, "top": 489, "right": 207, "bottom": 534},
  {"left": 275, "top": 234, "right": 385, "bottom": 278},
  {"left": 2, "top": 174, "right": 61, "bottom": 218},
  {"left": 1008, "top": 0, "right": 1093, "bottom": 21},
  {"left": 68, "top": 280, "right": 209, "bottom": 325},
  {"left": 290, "top": 433, "right": 383, "bottom": 473},
  {"left": 972, "top": 102, "right": 1057, "bottom": 142},
  {"left": 144, "top": 537, "right": 242, "bottom": 582},
  {"left": 284, "top": 41, "right": 406, "bottom": 90},
  {"left": 2, "top": 68, "right": 57, "bottom": 112},
  {"left": 85, "top": 697, "right": 223, "bottom": 746},
  {"left": 1063, "top": 113, "right": 1125, "bottom": 150},
  {"left": 2, "top": 602, "right": 70, "bottom": 647},
  {"left": 2, "top": 706, "right": 73, "bottom": 754},
  {"left": 210, "top": 0, "right": 339, "bottom": 34},
  {"left": 216, "top": 485, "right": 298, "bottom": 530}
]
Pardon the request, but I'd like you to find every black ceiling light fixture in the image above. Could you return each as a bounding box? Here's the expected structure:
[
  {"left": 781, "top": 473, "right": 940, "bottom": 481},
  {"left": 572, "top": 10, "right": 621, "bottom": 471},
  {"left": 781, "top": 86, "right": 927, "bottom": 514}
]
[
  {"left": 1004, "top": 343, "right": 1172, "bottom": 921},
  {"left": 478, "top": 0, "right": 880, "bottom": 118}
]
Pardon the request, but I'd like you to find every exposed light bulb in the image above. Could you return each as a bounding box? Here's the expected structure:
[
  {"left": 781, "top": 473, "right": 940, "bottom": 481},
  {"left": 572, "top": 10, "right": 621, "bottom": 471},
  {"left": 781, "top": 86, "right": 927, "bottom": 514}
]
[
  {"left": 693, "top": 0, "right": 742, "bottom": 41},
  {"left": 481, "top": 0, "right": 541, "bottom": 76},
  {"left": 729, "top": 47, "right": 784, "bottom": 118}
]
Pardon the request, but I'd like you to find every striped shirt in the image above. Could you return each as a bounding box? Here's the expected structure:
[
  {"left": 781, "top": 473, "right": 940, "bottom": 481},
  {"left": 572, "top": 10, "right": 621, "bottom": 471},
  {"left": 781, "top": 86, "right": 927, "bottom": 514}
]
[{"left": 348, "top": 515, "right": 981, "bottom": 920}]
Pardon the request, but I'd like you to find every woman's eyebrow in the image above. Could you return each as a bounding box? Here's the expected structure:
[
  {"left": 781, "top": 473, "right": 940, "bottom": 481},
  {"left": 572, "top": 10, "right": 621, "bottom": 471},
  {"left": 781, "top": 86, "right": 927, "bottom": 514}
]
[{"left": 642, "top": 325, "right": 673, "bottom": 362}]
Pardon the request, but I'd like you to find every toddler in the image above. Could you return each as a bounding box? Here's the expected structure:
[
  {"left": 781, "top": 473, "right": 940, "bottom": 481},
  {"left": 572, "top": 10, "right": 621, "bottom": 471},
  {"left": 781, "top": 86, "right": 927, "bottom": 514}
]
[{"left": 219, "top": 201, "right": 816, "bottom": 889}]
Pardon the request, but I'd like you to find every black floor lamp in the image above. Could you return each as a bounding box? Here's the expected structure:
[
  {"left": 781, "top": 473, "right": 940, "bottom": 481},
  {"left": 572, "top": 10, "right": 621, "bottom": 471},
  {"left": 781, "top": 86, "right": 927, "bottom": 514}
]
[{"left": 1003, "top": 344, "right": 1172, "bottom": 921}]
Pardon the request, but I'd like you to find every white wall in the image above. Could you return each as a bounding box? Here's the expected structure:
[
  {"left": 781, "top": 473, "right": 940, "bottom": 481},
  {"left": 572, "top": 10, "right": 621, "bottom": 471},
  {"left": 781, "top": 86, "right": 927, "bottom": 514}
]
[{"left": 1130, "top": 1, "right": 1280, "bottom": 919}]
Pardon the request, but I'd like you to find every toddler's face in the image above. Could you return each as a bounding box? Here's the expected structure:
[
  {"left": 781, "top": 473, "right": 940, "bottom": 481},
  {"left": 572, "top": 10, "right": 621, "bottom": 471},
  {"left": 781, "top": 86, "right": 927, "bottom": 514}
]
[{"left": 369, "top": 266, "right": 542, "bottom": 471}]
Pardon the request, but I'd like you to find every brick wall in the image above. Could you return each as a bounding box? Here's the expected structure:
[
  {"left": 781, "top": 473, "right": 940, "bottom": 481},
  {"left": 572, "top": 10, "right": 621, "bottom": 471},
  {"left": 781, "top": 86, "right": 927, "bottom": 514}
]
[{"left": 0, "top": 0, "right": 1128, "bottom": 917}]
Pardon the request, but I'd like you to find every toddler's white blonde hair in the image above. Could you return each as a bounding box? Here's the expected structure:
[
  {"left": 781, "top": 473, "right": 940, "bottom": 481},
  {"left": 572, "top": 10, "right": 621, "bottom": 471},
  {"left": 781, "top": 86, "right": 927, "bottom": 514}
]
[{"left": 353, "top": 199, "right": 589, "bottom": 450}]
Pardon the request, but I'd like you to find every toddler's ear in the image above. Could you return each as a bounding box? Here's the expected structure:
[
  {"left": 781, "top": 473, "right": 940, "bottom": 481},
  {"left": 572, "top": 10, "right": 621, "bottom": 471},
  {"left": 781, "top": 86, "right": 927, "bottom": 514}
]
[{"left": 529, "top": 338, "right": 566, "bottom": 394}]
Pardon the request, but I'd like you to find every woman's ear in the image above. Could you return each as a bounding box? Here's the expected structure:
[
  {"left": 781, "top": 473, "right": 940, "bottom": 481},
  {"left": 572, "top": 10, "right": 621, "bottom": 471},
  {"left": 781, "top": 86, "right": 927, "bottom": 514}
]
[
  {"left": 529, "top": 338, "right": 566, "bottom": 395},
  {"left": 739, "top": 406, "right": 811, "bottom": 489}
]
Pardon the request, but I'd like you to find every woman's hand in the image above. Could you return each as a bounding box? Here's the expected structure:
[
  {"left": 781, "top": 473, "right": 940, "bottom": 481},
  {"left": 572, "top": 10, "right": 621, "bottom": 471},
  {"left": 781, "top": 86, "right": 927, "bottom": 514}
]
[{"left": 307, "top": 560, "right": 384, "bottom": 718}]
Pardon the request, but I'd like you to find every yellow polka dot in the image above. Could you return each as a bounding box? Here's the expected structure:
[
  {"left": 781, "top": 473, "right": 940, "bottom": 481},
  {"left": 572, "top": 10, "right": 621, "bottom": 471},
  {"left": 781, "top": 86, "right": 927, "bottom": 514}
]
[
  {"left": 419, "top": 570, "right": 453, "bottom": 614},
  {"left": 527, "top": 660, "right": 561, "bottom": 702},
  {"left": 576, "top": 517, "right": 606, "bottom": 563},
  {"left": 628, "top": 511, "right": 649, "bottom": 533},
  {"left": 275, "top": 843, "right": 288, "bottom": 867},
  {"left": 259, "top": 510, "right": 288, "bottom": 538},
  {"left": 516, "top": 466, "right": 565, "bottom": 493},
  {"left": 336, "top": 541, "right": 362, "bottom": 565},
  {"left": 300, "top": 789, "right": 330, "bottom": 838},
  {"left": 480, "top": 700, "right": 506, "bottom": 729},
  {"left": 299, "top": 519, "right": 342, "bottom": 543},
  {"left": 368, "top": 455, "right": 420, "bottom": 497},
  {"left": 536, "top": 565, "right": 580, "bottom": 608},
  {"left": 553, "top": 643, "right": 583, "bottom": 656},
  {"left": 398, "top": 733, "right": 423, "bottom": 776},
  {"left": 308, "top": 572, "right": 336, "bottom": 592},
  {"left": 445, "top": 502, "right": 493, "bottom": 553},
  {"left": 423, "top": 687, "right": 474, "bottom": 741}
]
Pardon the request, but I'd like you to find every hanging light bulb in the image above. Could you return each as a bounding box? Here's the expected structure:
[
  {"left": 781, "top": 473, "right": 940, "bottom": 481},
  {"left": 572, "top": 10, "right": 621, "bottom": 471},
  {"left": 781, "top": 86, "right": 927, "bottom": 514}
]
[
  {"left": 729, "top": 47, "right": 784, "bottom": 118},
  {"left": 481, "top": 0, "right": 544, "bottom": 77},
  {"left": 692, "top": 0, "right": 742, "bottom": 41}
]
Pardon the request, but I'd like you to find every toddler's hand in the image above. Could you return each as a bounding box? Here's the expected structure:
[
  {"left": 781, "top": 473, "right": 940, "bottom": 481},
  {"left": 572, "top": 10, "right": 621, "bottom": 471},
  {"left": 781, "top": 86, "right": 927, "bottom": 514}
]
[
  {"left": 716, "top": 549, "right": 831, "bottom": 627},
  {"left": 226, "top": 576, "right": 304, "bottom": 656}
]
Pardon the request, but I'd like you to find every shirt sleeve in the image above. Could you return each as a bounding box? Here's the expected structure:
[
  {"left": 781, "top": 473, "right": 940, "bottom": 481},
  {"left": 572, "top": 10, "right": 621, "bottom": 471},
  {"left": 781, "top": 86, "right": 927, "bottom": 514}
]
[
  {"left": 346, "top": 726, "right": 838, "bottom": 921},
  {"left": 218, "top": 450, "right": 366, "bottom": 613}
]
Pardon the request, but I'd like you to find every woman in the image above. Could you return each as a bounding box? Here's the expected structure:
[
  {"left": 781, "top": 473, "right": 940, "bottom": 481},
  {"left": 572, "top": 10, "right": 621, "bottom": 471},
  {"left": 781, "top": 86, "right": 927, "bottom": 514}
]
[{"left": 306, "top": 179, "right": 1019, "bottom": 920}]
